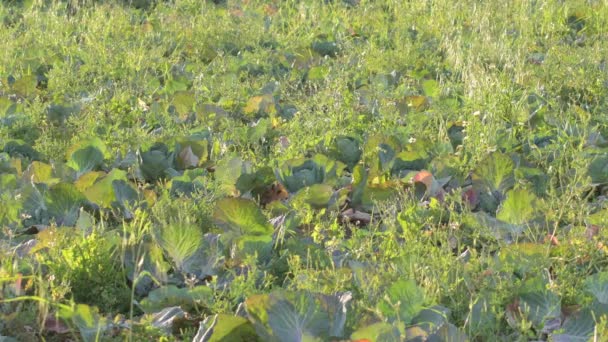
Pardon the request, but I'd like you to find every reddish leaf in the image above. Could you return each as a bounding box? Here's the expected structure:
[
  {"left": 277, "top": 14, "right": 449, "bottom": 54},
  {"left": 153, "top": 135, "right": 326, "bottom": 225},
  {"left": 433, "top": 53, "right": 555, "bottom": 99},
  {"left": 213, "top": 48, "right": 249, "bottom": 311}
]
[
  {"left": 412, "top": 170, "right": 433, "bottom": 188},
  {"left": 462, "top": 187, "right": 479, "bottom": 208}
]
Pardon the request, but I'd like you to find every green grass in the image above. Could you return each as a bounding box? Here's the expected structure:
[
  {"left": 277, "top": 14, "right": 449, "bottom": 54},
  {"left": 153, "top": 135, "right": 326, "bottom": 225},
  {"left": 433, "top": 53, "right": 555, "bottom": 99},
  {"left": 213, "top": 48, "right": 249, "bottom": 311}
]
[{"left": 1, "top": 0, "right": 608, "bottom": 341}]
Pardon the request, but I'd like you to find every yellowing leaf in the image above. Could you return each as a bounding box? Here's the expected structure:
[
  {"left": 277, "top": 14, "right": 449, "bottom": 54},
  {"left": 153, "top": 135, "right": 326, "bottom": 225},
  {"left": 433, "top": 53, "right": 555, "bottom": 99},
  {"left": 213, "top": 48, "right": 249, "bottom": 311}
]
[
  {"left": 74, "top": 171, "right": 105, "bottom": 192},
  {"left": 22, "top": 161, "right": 53, "bottom": 183}
]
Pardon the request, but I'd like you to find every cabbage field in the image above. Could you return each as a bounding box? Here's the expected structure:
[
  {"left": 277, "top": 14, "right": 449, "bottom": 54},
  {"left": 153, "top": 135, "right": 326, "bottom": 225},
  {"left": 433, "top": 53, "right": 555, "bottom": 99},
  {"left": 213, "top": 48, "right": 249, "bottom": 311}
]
[{"left": 1, "top": 0, "right": 608, "bottom": 341}]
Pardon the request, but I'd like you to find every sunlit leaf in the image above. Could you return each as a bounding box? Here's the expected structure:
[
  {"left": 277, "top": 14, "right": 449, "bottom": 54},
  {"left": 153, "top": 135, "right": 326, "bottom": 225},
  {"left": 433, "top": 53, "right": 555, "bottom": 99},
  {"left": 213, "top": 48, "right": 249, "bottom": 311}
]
[
  {"left": 233, "top": 235, "right": 273, "bottom": 262},
  {"left": 194, "top": 314, "right": 259, "bottom": 342},
  {"left": 83, "top": 169, "right": 128, "bottom": 207},
  {"left": 244, "top": 94, "right": 276, "bottom": 118},
  {"left": 213, "top": 197, "right": 273, "bottom": 236},
  {"left": 157, "top": 224, "right": 203, "bottom": 270},
  {"left": 215, "top": 157, "right": 252, "bottom": 195},
  {"left": 377, "top": 279, "right": 425, "bottom": 323},
  {"left": 421, "top": 79, "right": 440, "bottom": 98},
  {"left": 292, "top": 184, "right": 335, "bottom": 209},
  {"left": 472, "top": 153, "right": 515, "bottom": 193},
  {"left": 46, "top": 182, "right": 88, "bottom": 226},
  {"left": 22, "top": 161, "right": 53, "bottom": 183},
  {"left": 496, "top": 188, "right": 538, "bottom": 225},
  {"left": 171, "top": 91, "right": 195, "bottom": 119},
  {"left": 350, "top": 322, "right": 400, "bottom": 342},
  {"left": 11, "top": 74, "right": 37, "bottom": 98},
  {"left": 397, "top": 95, "right": 429, "bottom": 114}
]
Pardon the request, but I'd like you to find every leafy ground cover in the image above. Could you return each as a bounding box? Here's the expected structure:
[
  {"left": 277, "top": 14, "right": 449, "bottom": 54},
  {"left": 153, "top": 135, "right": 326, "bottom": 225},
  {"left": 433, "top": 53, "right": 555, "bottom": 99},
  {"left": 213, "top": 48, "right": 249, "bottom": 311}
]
[{"left": 1, "top": 0, "right": 608, "bottom": 341}]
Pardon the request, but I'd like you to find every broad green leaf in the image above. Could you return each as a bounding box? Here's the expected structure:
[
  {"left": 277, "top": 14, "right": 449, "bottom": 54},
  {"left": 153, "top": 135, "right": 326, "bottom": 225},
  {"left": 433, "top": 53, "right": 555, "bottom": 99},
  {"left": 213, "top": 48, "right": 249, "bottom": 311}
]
[
  {"left": 11, "top": 74, "right": 37, "bottom": 98},
  {"left": 312, "top": 40, "right": 340, "bottom": 57},
  {"left": 195, "top": 314, "right": 259, "bottom": 342},
  {"left": 163, "top": 78, "right": 189, "bottom": 95},
  {"left": 234, "top": 235, "right": 273, "bottom": 262},
  {"left": 140, "top": 285, "right": 212, "bottom": 313},
  {"left": 518, "top": 289, "right": 561, "bottom": 330},
  {"left": 497, "top": 243, "right": 548, "bottom": 276},
  {"left": 497, "top": 188, "right": 538, "bottom": 225},
  {"left": 588, "top": 154, "right": 608, "bottom": 184},
  {"left": 0, "top": 173, "right": 18, "bottom": 193},
  {"left": 213, "top": 197, "right": 273, "bottom": 236},
  {"left": 124, "top": 242, "right": 171, "bottom": 296},
  {"left": 150, "top": 306, "right": 185, "bottom": 334},
  {"left": 472, "top": 153, "right": 515, "bottom": 193},
  {"left": 463, "top": 212, "right": 523, "bottom": 243},
  {"left": 22, "top": 161, "right": 54, "bottom": 183},
  {"left": 391, "top": 149, "right": 429, "bottom": 175},
  {"left": 171, "top": 91, "right": 195, "bottom": 118},
  {"left": 246, "top": 291, "right": 331, "bottom": 342},
  {"left": 175, "top": 145, "right": 199, "bottom": 170},
  {"left": 411, "top": 305, "right": 450, "bottom": 333},
  {"left": 3, "top": 139, "right": 40, "bottom": 160},
  {"left": 550, "top": 308, "right": 595, "bottom": 342},
  {"left": 377, "top": 279, "right": 425, "bottom": 324},
  {"left": 397, "top": 95, "right": 429, "bottom": 114},
  {"left": 361, "top": 182, "right": 400, "bottom": 211},
  {"left": 247, "top": 118, "right": 271, "bottom": 143},
  {"left": 66, "top": 138, "right": 107, "bottom": 176},
  {"left": 584, "top": 272, "right": 608, "bottom": 304},
  {"left": 466, "top": 296, "right": 497, "bottom": 335},
  {"left": 329, "top": 136, "right": 361, "bottom": 169},
  {"left": 275, "top": 159, "right": 326, "bottom": 193},
  {"left": 245, "top": 294, "right": 273, "bottom": 341},
  {"left": 47, "top": 104, "right": 80, "bottom": 126},
  {"left": 139, "top": 145, "right": 172, "bottom": 181},
  {"left": 350, "top": 164, "right": 368, "bottom": 207},
  {"left": 422, "top": 79, "right": 440, "bottom": 98},
  {"left": 350, "top": 322, "right": 401, "bottom": 342},
  {"left": 292, "top": 184, "right": 334, "bottom": 209},
  {"left": 157, "top": 224, "right": 203, "bottom": 270},
  {"left": 59, "top": 303, "right": 108, "bottom": 342},
  {"left": 74, "top": 171, "right": 104, "bottom": 192},
  {"left": 588, "top": 209, "right": 608, "bottom": 226},
  {"left": 432, "top": 323, "right": 468, "bottom": 342},
  {"left": 46, "top": 182, "right": 88, "bottom": 226},
  {"left": 112, "top": 180, "right": 139, "bottom": 217},
  {"left": 515, "top": 167, "right": 548, "bottom": 195},
  {"left": 83, "top": 169, "right": 127, "bottom": 207},
  {"left": 307, "top": 66, "right": 330, "bottom": 81},
  {"left": 243, "top": 94, "right": 276, "bottom": 118},
  {"left": 215, "top": 157, "right": 252, "bottom": 195}
]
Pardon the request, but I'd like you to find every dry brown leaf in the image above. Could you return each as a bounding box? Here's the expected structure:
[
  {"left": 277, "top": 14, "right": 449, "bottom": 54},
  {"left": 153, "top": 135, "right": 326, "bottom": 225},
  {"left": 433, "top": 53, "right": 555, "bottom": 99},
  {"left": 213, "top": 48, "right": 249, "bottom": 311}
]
[{"left": 339, "top": 208, "right": 371, "bottom": 226}]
